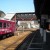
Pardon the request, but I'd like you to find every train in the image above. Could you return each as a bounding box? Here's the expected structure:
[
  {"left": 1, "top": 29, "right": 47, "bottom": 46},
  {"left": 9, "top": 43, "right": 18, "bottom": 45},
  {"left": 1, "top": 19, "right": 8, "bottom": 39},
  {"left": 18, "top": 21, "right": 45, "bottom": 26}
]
[{"left": 0, "top": 18, "right": 16, "bottom": 39}]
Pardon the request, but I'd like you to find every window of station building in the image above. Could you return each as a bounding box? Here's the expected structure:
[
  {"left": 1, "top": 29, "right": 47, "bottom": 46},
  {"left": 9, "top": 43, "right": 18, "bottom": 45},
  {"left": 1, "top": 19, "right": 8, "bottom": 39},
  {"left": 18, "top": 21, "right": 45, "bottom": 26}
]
[
  {"left": 21, "top": 14, "right": 24, "bottom": 16},
  {"left": 25, "top": 14, "right": 27, "bottom": 16},
  {"left": 29, "top": 14, "right": 31, "bottom": 15},
  {"left": 0, "top": 22, "right": 2, "bottom": 28},
  {"left": 4, "top": 23, "right": 6, "bottom": 28}
]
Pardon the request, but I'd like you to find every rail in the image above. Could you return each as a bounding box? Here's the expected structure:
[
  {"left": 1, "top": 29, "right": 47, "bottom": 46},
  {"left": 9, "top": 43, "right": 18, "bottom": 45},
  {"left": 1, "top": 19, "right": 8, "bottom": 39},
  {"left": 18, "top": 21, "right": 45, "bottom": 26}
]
[
  {"left": 27, "top": 31, "right": 43, "bottom": 50},
  {"left": 27, "top": 33, "right": 36, "bottom": 50}
]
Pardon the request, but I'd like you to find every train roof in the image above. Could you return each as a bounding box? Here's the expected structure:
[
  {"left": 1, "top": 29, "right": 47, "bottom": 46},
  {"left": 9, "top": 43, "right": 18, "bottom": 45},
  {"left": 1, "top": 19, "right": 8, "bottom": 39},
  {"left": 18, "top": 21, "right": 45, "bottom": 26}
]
[{"left": 0, "top": 17, "right": 15, "bottom": 22}]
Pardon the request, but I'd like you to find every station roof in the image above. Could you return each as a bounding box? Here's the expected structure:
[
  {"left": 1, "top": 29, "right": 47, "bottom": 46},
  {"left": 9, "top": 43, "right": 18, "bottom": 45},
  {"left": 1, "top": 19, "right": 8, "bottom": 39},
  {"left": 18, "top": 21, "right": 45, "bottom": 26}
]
[
  {"left": 15, "top": 12, "right": 35, "bottom": 14},
  {"left": 4, "top": 13, "right": 15, "bottom": 20},
  {"left": 14, "top": 12, "right": 36, "bottom": 20}
]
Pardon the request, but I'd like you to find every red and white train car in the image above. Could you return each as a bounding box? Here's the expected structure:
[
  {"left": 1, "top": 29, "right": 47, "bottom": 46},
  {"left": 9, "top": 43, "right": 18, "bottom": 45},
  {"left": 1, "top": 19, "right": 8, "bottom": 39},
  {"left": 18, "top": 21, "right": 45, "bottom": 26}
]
[{"left": 0, "top": 19, "right": 16, "bottom": 39}]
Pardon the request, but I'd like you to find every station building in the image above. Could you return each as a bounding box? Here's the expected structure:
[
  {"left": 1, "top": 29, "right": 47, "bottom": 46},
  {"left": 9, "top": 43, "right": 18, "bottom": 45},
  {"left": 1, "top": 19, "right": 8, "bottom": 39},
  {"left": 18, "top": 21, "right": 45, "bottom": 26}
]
[{"left": 11, "top": 12, "right": 39, "bottom": 29}]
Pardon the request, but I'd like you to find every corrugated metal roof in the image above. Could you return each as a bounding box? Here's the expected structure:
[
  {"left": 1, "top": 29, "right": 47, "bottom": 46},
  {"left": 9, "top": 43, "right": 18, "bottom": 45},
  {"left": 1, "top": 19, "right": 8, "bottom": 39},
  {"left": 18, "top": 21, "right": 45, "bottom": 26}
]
[{"left": 4, "top": 13, "right": 15, "bottom": 20}]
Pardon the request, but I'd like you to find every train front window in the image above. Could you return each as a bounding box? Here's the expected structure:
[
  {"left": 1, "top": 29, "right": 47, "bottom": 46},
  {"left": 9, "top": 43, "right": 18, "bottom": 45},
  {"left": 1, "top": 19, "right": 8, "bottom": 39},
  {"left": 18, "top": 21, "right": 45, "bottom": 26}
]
[
  {"left": 4, "top": 23, "right": 6, "bottom": 28},
  {"left": 0, "top": 22, "right": 2, "bottom": 28}
]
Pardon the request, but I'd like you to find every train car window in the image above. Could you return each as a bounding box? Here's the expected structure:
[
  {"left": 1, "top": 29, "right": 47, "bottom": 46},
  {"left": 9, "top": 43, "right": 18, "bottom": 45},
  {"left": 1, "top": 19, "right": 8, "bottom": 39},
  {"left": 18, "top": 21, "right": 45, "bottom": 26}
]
[
  {"left": 0, "top": 22, "right": 2, "bottom": 28},
  {"left": 4, "top": 23, "right": 6, "bottom": 28},
  {"left": 7, "top": 23, "right": 11, "bottom": 28},
  {"left": 7, "top": 23, "right": 9, "bottom": 27}
]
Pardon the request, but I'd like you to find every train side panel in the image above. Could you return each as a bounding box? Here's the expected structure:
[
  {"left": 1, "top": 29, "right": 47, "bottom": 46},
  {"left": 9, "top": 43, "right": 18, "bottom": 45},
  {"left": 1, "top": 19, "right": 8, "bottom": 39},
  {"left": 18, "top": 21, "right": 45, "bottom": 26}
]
[{"left": 0, "top": 20, "right": 16, "bottom": 36}]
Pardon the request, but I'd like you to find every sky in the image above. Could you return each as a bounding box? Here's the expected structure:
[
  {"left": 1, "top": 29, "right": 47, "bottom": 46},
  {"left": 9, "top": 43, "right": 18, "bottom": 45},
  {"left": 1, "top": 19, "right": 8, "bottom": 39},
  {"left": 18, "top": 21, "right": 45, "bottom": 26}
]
[{"left": 0, "top": 0, "right": 35, "bottom": 13}]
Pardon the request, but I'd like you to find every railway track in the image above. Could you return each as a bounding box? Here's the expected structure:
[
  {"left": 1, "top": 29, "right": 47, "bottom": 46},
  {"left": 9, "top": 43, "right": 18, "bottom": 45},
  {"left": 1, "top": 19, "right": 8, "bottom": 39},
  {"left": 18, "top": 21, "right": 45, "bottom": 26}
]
[
  {"left": 14, "top": 30, "right": 50, "bottom": 50},
  {"left": 27, "top": 30, "right": 43, "bottom": 50},
  {"left": 15, "top": 31, "right": 37, "bottom": 50},
  {"left": 16, "top": 30, "right": 43, "bottom": 50},
  {"left": 0, "top": 31, "right": 32, "bottom": 50},
  {"left": 27, "top": 30, "right": 50, "bottom": 50}
]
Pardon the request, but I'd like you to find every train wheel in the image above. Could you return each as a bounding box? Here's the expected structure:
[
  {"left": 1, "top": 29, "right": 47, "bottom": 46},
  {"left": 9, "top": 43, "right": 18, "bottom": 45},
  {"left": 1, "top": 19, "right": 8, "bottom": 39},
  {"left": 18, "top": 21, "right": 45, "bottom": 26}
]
[
  {"left": 10, "top": 33, "right": 13, "bottom": 36},
  {"left": 0, "top": 35, "right": 2, "bottom": 40},
  {"left": 10, "top": 33, "right": 14, "bottom": 36},
  {"left": 3, "top": 35, "right": 6, "bottom": 39},
  {"left": 12, "top": 33, "right": 14, "bottom": 36},
  {"left": 6, "top": 34, "right": 10, "bottom": 38}
]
